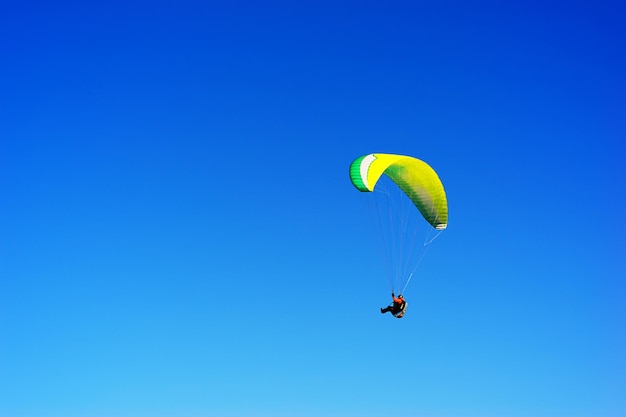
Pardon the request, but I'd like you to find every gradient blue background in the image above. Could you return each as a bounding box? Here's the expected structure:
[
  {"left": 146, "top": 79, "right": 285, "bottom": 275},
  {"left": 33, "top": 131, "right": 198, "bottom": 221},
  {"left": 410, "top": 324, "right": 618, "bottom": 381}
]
[{"left": 1, "top": 1, "right": 625, "bottom": 416}]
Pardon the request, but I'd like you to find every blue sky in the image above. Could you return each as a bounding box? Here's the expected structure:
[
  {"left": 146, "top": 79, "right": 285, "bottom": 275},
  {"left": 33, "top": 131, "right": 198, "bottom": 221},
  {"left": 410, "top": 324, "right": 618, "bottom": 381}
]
[{"left": 1, "top": 1, "right": 625, "bottom": 416}]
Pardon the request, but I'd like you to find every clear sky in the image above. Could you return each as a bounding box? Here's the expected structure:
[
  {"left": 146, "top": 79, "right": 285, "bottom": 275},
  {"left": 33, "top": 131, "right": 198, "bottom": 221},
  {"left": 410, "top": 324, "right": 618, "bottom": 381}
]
[{"left": 1, "top": 1, "right": 625, "bottom": 416}]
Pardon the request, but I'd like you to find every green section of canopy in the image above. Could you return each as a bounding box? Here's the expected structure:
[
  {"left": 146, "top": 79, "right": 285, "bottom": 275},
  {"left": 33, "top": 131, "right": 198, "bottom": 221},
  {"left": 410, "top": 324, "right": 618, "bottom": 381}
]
[{"left": 349, "top": 153, "right": 448, "bottom": 230}]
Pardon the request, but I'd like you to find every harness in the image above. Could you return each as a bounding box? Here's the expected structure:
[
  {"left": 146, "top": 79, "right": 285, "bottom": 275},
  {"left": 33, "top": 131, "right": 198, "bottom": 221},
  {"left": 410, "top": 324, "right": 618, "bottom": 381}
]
[{"left": 391, "top": 301, "right": 408, "bottom": 318}]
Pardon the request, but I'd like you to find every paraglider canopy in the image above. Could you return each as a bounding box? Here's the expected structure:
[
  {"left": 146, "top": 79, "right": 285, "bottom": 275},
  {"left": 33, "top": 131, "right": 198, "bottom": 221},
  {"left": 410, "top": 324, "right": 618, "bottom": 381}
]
[{"left": 349, "top": 153, "right": 448, "bottom": 230}]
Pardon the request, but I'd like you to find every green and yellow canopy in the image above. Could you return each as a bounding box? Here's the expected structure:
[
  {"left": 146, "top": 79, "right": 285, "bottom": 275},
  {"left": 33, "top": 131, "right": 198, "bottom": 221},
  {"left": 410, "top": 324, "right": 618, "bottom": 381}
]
[{"left": 349, "top": 153, "right": 448, "bottom": 230}]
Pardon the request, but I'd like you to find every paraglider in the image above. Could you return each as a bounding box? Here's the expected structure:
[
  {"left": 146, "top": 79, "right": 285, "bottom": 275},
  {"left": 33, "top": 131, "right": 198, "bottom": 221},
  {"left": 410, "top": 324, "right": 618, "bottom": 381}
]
[
  {"left": 349, "top": 153, "right": 448, "bottom": 318},
  {"left": 380, "top": 292, "right": 407, "bottom": 318}
]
